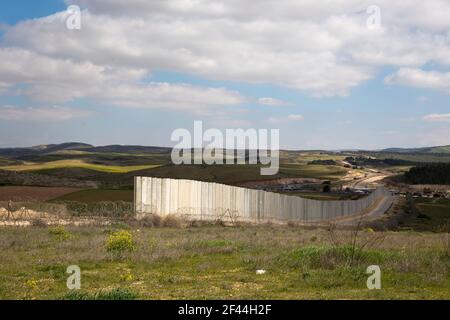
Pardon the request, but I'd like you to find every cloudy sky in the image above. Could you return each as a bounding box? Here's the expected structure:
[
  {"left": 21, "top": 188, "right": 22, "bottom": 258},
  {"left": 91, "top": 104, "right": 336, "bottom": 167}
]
[{"left": 0, "top": 0, "right": 449, "bottom": 149}]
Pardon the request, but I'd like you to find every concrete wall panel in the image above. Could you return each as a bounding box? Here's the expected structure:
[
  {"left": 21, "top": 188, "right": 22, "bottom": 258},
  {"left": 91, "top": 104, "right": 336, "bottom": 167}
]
[{"left": 135, "top": 177, "right": 388, "bottom": 223}]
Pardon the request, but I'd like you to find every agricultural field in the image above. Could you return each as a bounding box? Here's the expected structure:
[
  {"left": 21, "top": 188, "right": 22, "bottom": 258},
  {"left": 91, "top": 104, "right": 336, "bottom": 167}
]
[
  {"left": 0, "top": 224, "right": 448, "bottom": 299},
  {"left": 0, "top": 144, "right": 353, "bottom": 189},
  {"left": 280, "top": 151, "right": 346, "bottom": 164},
  {"left": 52, "top": 189, "right": 134, "bottom": 203},
  {"left": 401, "top": 199, "right": 450, "bottom": 232},
  {"left": 278, "top": 164, "right": 347, "bottom": 180},
  {"left": 21, "top": 162, "right": 348, "bottom": 190},
  {"left": 0, "top": 159, "right": 161, "bottom": 174},
  {"left": 0, "top": 186, "right": 81, "bottom": 202}
]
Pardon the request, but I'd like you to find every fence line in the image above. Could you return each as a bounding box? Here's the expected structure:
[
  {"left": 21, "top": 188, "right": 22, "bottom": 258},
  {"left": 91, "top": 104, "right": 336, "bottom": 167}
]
[{"left": 134, "top": 176, "right": 389, "bottom": 223}]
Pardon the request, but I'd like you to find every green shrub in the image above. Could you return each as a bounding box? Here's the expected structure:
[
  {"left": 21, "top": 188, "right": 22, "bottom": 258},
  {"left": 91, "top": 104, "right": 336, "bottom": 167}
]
[
  {"left": 106, "top": 230, "right": 136, "bottom": 258},
  {"left": 95, "top": 288, "right": 137, "bottom": 300},
  {"left": 48, "top": 226, "right": 71, "bottom": 241},
  {"left": 56, "top": 201, "right": 133, "bottom": 218},
  {"left": 277, "top": 245, "right": 388, "bottom": 270}
]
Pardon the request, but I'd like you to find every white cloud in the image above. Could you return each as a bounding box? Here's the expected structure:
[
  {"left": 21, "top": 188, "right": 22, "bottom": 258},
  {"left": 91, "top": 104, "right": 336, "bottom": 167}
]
[
  {"left": 1, "top": 0, "right": 450, "bottom": 102},
  {"left": 3, "top": 10, "right": 373, "bottom": 96},
  {"left": 207, "top": 118, "right": 252, "bottom": 128},
  {"left": 0, "top": 48, "right": 146, "bottom": 103},
  {"left": 68, "top": 0, "right": 450, "bottom": 32},
  {"left": 0, "top": 48, "right": 244, "bottom": 110},
  {"left": 257, "top": 97, "right": 290, "bottom": 106},
  {"left": 385, "top": 68, "right": 450, "bottom": 93},
  {"left": 423, "top": 113, "right": 450, "bottom": 123},
  {"left": 287, "top": 114, "right": 304, "bottom": 121},
  {"left": 0, "top": 105, "right": 92, "bottom": 121},
  {"left": 96, "top": 82, "right": 245, "bottom": 110},
  {"left": 267, "top": 114, "right": 304, "bottom": 124}
]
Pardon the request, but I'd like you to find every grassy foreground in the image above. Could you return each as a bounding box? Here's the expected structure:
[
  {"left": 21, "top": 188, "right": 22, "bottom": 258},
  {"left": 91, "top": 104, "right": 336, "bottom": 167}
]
[{"left": 0, "top": 224, "right": 449, "bottom": 300}]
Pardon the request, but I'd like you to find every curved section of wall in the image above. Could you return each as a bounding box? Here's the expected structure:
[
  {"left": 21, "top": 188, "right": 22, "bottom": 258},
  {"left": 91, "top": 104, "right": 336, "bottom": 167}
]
[{"left": 134, "top": 176, "right": 389, "bottom": 222}]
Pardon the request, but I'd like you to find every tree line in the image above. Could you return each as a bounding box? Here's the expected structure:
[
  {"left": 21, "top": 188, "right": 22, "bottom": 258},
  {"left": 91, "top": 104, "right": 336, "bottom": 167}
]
[{"left": 404, "top": 163, "right": 450, "bottom": 184}]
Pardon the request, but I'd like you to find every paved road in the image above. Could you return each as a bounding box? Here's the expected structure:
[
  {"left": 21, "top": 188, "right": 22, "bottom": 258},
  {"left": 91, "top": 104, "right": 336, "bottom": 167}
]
[{"left": 337, "top": 194, "right": 396, "bottom": 226}]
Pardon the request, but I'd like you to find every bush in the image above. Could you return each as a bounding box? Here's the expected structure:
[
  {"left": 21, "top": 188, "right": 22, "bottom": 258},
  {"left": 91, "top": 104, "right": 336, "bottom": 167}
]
[
  {"left": 95, "top": 288, "right": 138, "bottom": 300},
  {"left": 277, "top": 245, "right": 387, "bottom": 270},
  {"left": 48, "top": 226, "right": 71, "bottom": 241},
  {"left": 106, "top": 230, "right": 136, "bottom": 258},
  {"left": 54, "top": 201, "right": 133, "bottom": 218}
]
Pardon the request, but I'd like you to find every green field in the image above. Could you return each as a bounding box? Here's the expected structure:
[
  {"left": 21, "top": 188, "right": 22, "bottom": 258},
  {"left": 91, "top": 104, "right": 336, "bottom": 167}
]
[
  {"left": 281, "top": 152, "right": 346, "bottom": 164},
  {"left": 401, "top": 199, "right": 450, "bottom": 232},
  {"left": 0, "top": 225, "right": 448, "bottom": 299},
  {"left": 0, "top": 159, "right": 161, "bottom": 173},
  {"left": 0, "top": 148, "right": 353, "bottom": 189},
  {"left": 279, "top": 164, "right": 348, "bottom": 180}
]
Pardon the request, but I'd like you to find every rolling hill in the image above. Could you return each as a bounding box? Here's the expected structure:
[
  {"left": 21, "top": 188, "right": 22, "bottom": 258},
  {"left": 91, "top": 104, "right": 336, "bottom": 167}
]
[
  {"left": 381, "top": 145, "right": 450, "bottom": 154},
  {"left": 0, "top": 142, "right": 172, "bottom": 157}
]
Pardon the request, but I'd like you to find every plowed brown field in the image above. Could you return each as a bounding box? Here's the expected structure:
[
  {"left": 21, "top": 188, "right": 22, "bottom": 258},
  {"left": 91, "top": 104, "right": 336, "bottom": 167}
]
[{"left": 0, "top": 186, "right": 81, "bottom": 201}]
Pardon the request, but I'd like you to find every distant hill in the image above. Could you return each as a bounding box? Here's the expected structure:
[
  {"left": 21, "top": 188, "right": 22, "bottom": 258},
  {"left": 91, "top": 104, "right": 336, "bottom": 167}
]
[
  {"left": 0, "top": 142, "right": 171, "bottom": 158},
  {"left": 31, "top": 142, "right": 93, "bottom": 153},
  {"left": 85, "top": 145, "right": 171, "bottom": 154},
  {"left": 0, "top": 142, "right": 94, "bottom": 158},
  {"left": 1, "top": 142, "right": 450, "bottom": 159},
  {"left": 381, "top": 145, "right": 450, "bottom": 154}
]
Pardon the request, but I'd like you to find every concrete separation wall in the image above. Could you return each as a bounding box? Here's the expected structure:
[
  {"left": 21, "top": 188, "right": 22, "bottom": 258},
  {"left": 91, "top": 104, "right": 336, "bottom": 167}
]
[{"left": 134, "top": 176, "right": 389, "bottom": 223}]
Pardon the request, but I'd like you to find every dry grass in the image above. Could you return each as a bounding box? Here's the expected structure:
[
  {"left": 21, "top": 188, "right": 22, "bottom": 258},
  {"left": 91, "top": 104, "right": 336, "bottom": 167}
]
[{"left": 162, "top": 215, "right": 183, "bottom": 228}]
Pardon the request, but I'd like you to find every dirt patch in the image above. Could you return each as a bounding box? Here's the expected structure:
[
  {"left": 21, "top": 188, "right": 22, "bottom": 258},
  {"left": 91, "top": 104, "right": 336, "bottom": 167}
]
[
  {"left": 0, "top": 186, "right": 82, "bottom": 201},
  {"left": 0, "top": 208, "right": 113, "bottom": 227}
]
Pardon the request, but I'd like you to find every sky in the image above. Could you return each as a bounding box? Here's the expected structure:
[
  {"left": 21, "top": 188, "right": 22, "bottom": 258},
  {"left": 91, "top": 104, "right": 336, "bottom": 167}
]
[{"left": 0, "top": 0, "right": 449, "bottom": 150}]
